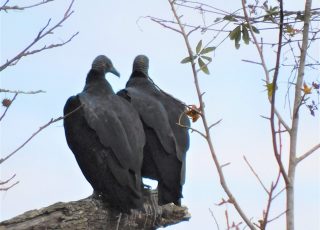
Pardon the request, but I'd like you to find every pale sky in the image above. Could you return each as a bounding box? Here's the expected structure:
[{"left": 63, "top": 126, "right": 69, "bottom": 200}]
[{"left": 1, "top": 0, "right": 319, "bottom": 229}]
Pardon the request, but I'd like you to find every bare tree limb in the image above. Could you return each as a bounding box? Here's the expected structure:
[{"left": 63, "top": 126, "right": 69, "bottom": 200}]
[
  {"left": 0, "top": 0, "right": 78, "bottom": 72},
  {"left": 296, "top": 143, "right": 320, "bottom": 164},
  {"left": 167, "top": 1, "right": 256, "bottom": 229},
  {"left": 287, "top": 0, "right": 313, "bottom": 229},
  {"left": 0, "top": 105, "right": 83, "bottom": 165}
]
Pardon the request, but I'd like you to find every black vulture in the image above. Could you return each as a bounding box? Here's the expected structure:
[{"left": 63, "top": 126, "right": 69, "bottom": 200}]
[
  {"left": 63, "top": 55, "right": 145, "bottom": 212},
  {"left": 117, "top": 55, "right": 190, "bottom": 205}
]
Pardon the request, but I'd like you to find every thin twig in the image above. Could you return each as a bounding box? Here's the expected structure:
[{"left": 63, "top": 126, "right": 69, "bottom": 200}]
[
  {"left": 0, "top": 181, "right": 19, "bottom": 191},
  {"left": 272, "top": 187, "right": 286, "bottom": 201},
  {"left": 242, "top": 59, "right": 262, "bottom": 65},
  {"left": 0, "top": 0, "right": 53, "bottom": 11},
  {"left": 0, "top": 105, "right": 83, "bottom": 165},
  {"left": 267, "top": 210, "right": 287, "bottom": 224},
  {"left": 177, "top": 111, "right": 206, "bottom": 138},
  {"left": 243, "top": 156, "right": 268, "bottom": 194},
  {"left": 0, "top": 174, "right": 16, "bottom": 186},
  {"left": 148, "top": 17, "right": 182, "bottom": 34},
  {"left": 208, "top": 119, "right": 222, "bottom": 130},
  {"left": 187, "top": 26, "right": 200, "bottom": 37},
  {"left": 209, "top": 208, "right": 220, "bottom": 230},
  {"left": 0, "top": 93, "right": 18, "bottom": 122},
  {"left": 296, "top": 143, "right": 320, "bottom": 163}
]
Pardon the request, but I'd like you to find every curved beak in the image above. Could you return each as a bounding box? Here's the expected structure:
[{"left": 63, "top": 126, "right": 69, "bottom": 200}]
[{"left": 110, "top": 66, "right": 120, "bottom": 78}]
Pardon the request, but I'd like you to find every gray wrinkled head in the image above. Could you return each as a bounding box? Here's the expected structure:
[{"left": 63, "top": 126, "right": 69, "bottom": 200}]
[
  {"left": 132, "top": 55, "right": 149, "bottom": 76},
  {"left": 92, "top": 55, "right": 120, "bottom": 77}
]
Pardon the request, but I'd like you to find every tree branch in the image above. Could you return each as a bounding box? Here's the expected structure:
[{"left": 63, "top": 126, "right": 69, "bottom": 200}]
[
  {"left": 167, "top": 1, "right": 256, "bottom": 229},
  {"left": 296, "top": 143, "right": 320, "bottom": 163},
  {"left": 243, "top": 156, "right": 268, "bottom": 194},
  {"left": 0, "top": 0, "right": 54, "bottom": 11},
  {"left": 287, "top": 0, "right": 313, "bottom": 229},
  {"left": 0, "top": 105, "right": 83, "bottom": 165},
  {"left": 241, "top": 0, "right": 290, "bottom": 185},
  {"left": 0, "top": 174, "right": 16, "bottom": 186},
  {"left": 0, "top": 174, "right": 19, "bottom": 192},
  {"left": 0, "top": 0, "right": 78, "bottom": 72},
  {"left": 0, "top": 93, "right": 18, "bottom": 122},
  {"left": 0, "top": 181, "right": 19, "bottom": 191}
]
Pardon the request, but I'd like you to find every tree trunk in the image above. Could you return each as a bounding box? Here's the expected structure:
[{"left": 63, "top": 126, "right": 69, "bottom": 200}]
[{"left": 0, "top": 190, "right": 190, "bottom": 230}]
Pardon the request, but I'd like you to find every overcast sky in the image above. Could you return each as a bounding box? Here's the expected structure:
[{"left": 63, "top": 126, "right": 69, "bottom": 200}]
[{"left": 1, "top": 0, "right": 319, "bottom": 229}]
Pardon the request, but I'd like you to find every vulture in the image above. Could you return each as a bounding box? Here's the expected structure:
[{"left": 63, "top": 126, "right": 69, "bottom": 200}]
[
  {"left": 117, "top": 55, "right": 190, "bottom": 205},
  {"left": 63, "top": 55, "right": 145, "bottom": 212}
]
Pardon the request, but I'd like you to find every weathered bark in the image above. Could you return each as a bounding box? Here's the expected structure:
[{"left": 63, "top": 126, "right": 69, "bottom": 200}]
[{"left": 0, "top": 190, "right": 190, "bottom": 230}]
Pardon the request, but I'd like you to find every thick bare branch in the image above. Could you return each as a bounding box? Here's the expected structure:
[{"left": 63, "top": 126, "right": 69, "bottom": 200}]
[
  {"left": 287, "top": 1, "right": 313, "bottom": 229},
  {"left": 0, "top": 0, "right": 77, "bottom": 72}
]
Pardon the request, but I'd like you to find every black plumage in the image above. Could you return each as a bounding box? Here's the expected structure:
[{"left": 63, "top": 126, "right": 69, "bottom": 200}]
[
  {"left": 63, "top": 55, "right": 145, "bottom": 212},
  {"left": 117, "top": 55, "right": 190, "bottom": 205}
]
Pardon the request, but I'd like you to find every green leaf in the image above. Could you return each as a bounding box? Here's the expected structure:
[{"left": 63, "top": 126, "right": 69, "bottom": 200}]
[
  {"left": 235, "top": 27, "right": 241, "bottom": 44},
  {"left": 200, "top": 46, "right": 216, "bottom": 55},
  {"left": 201, "top": 56, "right": 212, "bottom": 62},
  {"left": 196, "top": 40, "right": 202, "bottom": 54},
  {"left": 223, "top": 15, "right": 238, "bottom": 22},
  {"left": 198, "top": 57, "right": 210, "bottom": 75},
  {"left": 242, "top": 26, "right": 250, "bottom": 45},
  {"left": 252, "top": 26, "right": 260, "bottom": 34},
  {"left": 235, "top": 43, "right": 240, "bottom": 49},
  {"left": 229, "top": 26, "right": 241, "bottom": 40},
  {"left": 181, "top": 56, "right": 193, "bottom": 64}
]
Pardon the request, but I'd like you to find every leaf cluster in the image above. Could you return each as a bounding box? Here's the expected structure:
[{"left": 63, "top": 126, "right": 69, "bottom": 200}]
[
  {"left": 181, "top": 40, "right": 215, "bottom": 74},
  {"left": 229, "top": 23, "right": 259, "bottom": 49}
]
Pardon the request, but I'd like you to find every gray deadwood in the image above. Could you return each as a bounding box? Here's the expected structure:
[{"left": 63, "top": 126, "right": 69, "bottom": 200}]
[{"left": 0, "top": 190, "right": 190, "bottom": 230}]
